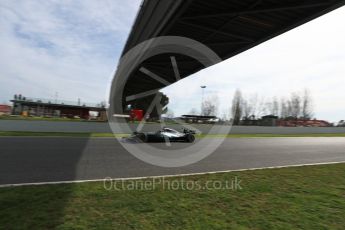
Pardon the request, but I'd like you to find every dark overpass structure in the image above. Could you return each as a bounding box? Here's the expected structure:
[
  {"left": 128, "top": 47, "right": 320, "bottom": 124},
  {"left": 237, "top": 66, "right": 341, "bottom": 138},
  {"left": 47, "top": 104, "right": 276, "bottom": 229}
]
[{"left": 113, "top": 0, "right": 345, "bottom": 113}]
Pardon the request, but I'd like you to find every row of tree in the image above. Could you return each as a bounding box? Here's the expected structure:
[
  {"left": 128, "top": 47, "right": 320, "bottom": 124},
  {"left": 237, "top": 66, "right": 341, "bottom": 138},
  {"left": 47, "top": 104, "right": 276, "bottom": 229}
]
[
  {"left": 185, "top": 95, "right": 220, "bottom": 117},
  {"left": 231, "top": 89, "right": 314, "bottom": 125},
  {"left": 183, "top": 88, "right": 314, "bottom": 125}
]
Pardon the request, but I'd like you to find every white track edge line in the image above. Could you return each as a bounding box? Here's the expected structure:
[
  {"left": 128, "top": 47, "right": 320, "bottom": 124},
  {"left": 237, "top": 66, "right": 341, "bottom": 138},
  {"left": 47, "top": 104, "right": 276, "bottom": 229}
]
[{"left": 1, "top": 160, "right": 345, "bottom": 188}]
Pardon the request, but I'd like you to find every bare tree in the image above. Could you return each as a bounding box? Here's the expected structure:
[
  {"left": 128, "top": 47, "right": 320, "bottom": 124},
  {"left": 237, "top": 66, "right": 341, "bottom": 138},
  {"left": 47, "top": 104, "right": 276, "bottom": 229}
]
[
  {"left": 253, "top": 96, "right": 267, "bottom": 118},
  {"left": 301, "top": 88, "right": 313, "bottom": 119},
  {"left": 240, "top": 93, "right": 269, "bottom": 120},
  {"left": 242, "top": 96, "right": 256, "bottom": 119},
  {"left": 280, "top": 98, "right": 288, "bottom": 118},
  {"left": 247, "top": 94, "right": 257, "bottom": 119},
  {"left": 290, "top": 92, "right": 301, "bottom": 118},
  {"left": 220, "top": 109, "right": 229, "bottom": 121},
  {"left": 165, "top": 109, "right": 174, "bottom": 119},
  {"left": 188, "top": 108, "right": 198, "bottom": 115},
  {"left": 242, "top": 99, "right": 251, "bottom": 119},
  {"left": 264, "top": 101, "right": 273, "bottom": 115},
  {"left": 272, "top": 97, "right": 279, "bottom": 116},
  {"left": 242, "top": 93, "right": 259, "bottom": 119},
  {"left": 287, "top": 99, "right": 292, "bottom": 118},
  {"left": 202, "top": 95, "right": 219, "bottom": 116},
  {"left": 264, "top": 97, "right": 279, "bottom": 116},
  {"left": 230, "top": 89, "right": 313, "bottom": 122},
  {"left": 231, "top": 89, "right": 243, "bottom": 125}
]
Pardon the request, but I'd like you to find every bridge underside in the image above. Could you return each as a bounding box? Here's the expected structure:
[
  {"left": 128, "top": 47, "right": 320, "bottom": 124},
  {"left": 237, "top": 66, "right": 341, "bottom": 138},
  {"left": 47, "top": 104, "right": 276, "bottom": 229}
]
[{"left": 116, "top": 0, "right": 345, "bottom": 109}]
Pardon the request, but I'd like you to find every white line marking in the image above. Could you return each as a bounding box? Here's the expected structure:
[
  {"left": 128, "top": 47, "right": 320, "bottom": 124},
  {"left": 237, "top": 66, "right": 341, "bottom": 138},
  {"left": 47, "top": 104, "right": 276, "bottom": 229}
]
[{"left": 1, "top": 160, "right": 345, "bottom": 188}]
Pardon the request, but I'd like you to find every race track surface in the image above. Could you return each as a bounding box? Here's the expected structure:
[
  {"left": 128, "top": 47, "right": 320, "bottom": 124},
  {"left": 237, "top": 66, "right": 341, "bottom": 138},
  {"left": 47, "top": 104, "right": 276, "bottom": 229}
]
[{"left": 1, "top": 137, "right": 345, "bottom": 185}]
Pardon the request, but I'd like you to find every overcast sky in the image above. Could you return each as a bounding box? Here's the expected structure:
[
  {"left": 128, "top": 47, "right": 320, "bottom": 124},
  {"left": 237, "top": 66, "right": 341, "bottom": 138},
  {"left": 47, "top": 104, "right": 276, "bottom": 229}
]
[{"left": 1, "top": 1, "right": 344, "bottom": 122}]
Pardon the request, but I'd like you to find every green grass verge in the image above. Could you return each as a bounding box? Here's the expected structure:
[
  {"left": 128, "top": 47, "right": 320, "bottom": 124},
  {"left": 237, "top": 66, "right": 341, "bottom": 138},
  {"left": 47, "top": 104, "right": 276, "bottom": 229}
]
[
  {"left": 1, "top": 163, "right": 345, "bottom": 229},
  {"left": 1, "top": 131, "right": 345, "bottom": 138}
]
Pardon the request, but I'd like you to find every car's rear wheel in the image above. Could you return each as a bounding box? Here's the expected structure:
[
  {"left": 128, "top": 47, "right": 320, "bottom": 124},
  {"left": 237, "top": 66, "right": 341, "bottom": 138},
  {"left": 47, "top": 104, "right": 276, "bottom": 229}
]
[{"left": 185, "top": 134, "right": 195, "bottom": 143}]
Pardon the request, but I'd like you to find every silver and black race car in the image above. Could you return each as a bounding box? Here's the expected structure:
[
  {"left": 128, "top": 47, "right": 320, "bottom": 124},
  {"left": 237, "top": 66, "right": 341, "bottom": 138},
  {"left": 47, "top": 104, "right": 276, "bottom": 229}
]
[{"left": 127, "top": 127, "right": 196, "bottom": 143}]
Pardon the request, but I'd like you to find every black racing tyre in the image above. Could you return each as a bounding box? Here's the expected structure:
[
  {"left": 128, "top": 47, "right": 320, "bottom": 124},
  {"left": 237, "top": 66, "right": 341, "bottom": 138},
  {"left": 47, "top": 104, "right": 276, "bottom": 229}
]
[
  {"left": 185, "top": 134, "right": 195, "bottom": 143},
  {"left": 138, "top": 133, "right": 148, "bottom": 142}
]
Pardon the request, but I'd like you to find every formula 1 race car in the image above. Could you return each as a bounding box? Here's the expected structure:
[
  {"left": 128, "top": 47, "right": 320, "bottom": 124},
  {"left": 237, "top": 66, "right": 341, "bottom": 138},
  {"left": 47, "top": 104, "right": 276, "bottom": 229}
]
[{"left": 127, "top": 127, "right": 196, "bottom": 143}]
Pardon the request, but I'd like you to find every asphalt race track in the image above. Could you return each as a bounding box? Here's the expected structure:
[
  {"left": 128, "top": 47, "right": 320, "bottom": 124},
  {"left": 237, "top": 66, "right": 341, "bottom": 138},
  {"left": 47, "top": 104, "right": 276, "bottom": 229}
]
[{"left": 1, "top": 137, "right": 345, "bottom": 185}]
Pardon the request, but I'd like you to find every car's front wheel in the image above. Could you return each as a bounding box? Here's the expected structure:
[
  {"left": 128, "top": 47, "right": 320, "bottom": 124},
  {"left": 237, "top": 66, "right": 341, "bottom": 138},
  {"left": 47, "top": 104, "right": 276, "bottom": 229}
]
[{"left": 185, "top": 134, "right": 195, "bottom": 143}]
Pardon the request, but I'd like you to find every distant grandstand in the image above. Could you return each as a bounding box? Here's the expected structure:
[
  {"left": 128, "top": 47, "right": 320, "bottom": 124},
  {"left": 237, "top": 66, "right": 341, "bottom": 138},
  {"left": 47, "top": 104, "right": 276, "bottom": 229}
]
[{"left": 10, "top": 94, "right": 106, "bottom": 120}]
